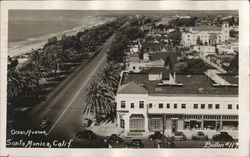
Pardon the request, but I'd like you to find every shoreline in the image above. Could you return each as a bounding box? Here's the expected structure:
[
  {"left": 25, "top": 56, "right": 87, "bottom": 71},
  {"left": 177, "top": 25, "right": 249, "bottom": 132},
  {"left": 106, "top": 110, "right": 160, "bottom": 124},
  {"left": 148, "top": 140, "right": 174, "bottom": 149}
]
[{"left": 8, "top": 17, "right": 115, "bottom": 58}]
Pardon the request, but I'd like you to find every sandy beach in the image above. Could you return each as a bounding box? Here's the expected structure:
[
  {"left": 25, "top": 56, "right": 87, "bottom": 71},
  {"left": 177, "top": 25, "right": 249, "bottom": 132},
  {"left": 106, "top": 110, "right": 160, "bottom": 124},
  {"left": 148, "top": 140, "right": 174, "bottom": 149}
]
[{"left": 8, "top": 16, "right": 115, "bottom": 57}]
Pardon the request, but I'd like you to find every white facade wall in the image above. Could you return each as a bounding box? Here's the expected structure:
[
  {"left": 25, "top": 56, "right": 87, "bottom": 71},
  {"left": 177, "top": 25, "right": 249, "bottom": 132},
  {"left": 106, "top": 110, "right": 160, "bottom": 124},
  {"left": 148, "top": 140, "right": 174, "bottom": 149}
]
[
  {"left": 182, "top": 33, "right": 197, "bottom": 46},
  {"left": 217, "top": 44, "right": 236, "bottom": 55},
  {"left": 182, "top": 25, "right": 230, "bottom": 46},
  {"left": 117, "top": 94, "right": 149, "bottom": 133},
  {"left": 147, "top": 95, "right": 238, "bottom": 115},
  {"left": 116, "top": 93, "right": 238, "bottom": 133},
  {"left": 193, "top": 45, "right": 216, "bottom": 56},
  {"left": 127, "top": 59, "right": 165, "bottom": 73}
]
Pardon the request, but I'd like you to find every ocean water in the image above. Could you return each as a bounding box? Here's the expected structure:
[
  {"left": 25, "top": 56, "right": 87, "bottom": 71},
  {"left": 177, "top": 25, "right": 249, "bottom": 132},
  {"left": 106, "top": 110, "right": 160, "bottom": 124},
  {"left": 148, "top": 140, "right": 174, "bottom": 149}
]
[
  {"left": 8, "top": 11, "right": 115, "bottom": 56},
  {"left": 8, "top": 20, "right": 81, "bottom": 43}
]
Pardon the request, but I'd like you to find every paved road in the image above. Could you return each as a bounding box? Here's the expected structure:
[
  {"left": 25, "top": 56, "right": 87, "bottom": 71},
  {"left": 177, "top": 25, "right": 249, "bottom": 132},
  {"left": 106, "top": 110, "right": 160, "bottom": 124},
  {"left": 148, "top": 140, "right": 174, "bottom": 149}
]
[
  {"left": 12, "top": 21, "right": 132, "bottom": 148},
  {"left": 20, "top": 31, "right": 116, "bottom": 147},
  {"left": 6, "top": 21, "right": 134, "bottom": 149}
]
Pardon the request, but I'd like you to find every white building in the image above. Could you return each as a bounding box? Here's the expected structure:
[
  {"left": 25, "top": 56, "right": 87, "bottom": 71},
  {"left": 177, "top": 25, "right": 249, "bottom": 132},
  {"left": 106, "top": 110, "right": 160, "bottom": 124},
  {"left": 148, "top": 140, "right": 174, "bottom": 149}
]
[
  {"left": 116, "top": 68, "right": 238, "bottom": 137},
  {"left": 216, "top": 42, "right": 238, "bottom": 55},
  {"left": 182, "top": 23, "right": 230, "bottom": 46},
  {"left": 126, "top": 51, "right": 176, "bottom": 73},
  {"left": 193, "top": 45, "right": 216, "bottom": 57}
]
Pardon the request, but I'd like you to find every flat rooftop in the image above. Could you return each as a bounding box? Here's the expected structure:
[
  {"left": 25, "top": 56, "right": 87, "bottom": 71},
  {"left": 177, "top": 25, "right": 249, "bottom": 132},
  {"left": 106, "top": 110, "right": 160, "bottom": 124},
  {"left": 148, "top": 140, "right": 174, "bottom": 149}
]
[{"left": 119, "top": 72, "right": 238, "bottom": 96}]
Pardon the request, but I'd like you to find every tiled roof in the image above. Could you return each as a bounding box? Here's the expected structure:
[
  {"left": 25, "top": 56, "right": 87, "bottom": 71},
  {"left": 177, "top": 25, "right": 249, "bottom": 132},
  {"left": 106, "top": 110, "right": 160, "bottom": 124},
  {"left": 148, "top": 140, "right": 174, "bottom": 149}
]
[
  {"left": 120, "top": 72, "right": 238, "bottom": 96},
  {"left": 150, "top": 51, "right": 177, "bottom": 65},
  {"left": 141, "top": 67, "right": 171, "bottom": 76},
  {"left": 141, "top": 42, "right": 163, "bottom": 50},
  {"left": 128, "top": 54, "right": 140, "bottom": 62},
  {"left": 118, "top": 81, "right": 148, "bottom": 94},
  {"left": 219, "top": 74, "right": 238, "bottom": 84},
  {"left": 191, "top": 26, "right": 222, "bottom": 32}
]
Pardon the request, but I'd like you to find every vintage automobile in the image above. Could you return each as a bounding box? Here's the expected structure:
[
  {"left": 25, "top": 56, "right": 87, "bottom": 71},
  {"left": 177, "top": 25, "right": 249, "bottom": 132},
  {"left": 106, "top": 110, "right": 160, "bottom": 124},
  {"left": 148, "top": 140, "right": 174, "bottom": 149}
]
[
  {"left": 124, "top": 139, "right": 144, "bottom": 148},
  {"left": 212, "top": 132, "right": 234, "bottom": 141},
  {"left": 148, "top": 132, "right": 165, "bottom": 141},
  {"left": 154, "top": 137, "right": 175, "bottom": 148},
  {"left": 192, "top": 131, "right": 209, "bottom": 140},
  {"left": 82, "top": 118, "right": 92, "bottom": 127},
  {"left": 104, "top": 134, "right": 123, "bottom": 144},
  {"left": 170, "top": 131, "right": 187, "bottom": 141},
  {"left": 75, "top": 130, "right": 97, "bottom": 140}
]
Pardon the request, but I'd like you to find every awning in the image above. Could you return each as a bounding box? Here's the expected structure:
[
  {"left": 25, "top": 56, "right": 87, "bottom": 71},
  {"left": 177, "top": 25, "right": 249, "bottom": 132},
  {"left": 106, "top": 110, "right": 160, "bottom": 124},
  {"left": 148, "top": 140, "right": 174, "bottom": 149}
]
[{"left": 130, "top": 114, "right": 145, "bottom": 118}]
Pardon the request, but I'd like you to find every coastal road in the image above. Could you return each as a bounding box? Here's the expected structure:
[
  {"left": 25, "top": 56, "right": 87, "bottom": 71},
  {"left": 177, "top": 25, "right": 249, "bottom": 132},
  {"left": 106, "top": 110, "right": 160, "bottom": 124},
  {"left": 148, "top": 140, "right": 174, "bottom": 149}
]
[
  {"left": 7, "top": 21, "right": 131, "bottom": 148},
  {"left": 20, "top": 28, "right": 117, "bottom": 147}
]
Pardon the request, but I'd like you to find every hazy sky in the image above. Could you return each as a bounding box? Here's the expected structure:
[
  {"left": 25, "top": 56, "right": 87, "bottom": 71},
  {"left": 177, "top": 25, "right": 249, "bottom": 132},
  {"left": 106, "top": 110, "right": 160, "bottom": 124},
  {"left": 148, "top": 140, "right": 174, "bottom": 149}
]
[{"left": 9, "top": 10, "right": 238, "bottom": 21}]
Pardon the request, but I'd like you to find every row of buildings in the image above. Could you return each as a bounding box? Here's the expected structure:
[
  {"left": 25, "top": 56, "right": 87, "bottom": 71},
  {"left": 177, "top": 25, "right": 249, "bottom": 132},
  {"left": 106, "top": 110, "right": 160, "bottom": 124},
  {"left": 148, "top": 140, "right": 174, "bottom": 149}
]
[{"left": 115, "top": 16, "right": 238, "bottom": 137}]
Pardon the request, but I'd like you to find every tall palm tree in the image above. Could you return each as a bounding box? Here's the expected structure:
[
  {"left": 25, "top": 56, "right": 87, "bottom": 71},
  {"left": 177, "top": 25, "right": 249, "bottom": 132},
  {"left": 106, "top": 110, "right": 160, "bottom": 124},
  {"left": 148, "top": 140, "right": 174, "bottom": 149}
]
[
  {"left": 7, "top": 69, "right": 26, "bottom": 99},
  {"left": 44, "top": 44, "right": 67, "bottom": 73},
  {"left": 98, "top": 62, "right": 121, "bottom": 90},
  {"left": 20, "top": 62, "right": 47, "bottom": 87},
  {"left": 7, "top": 68, "right": 37, "bottom": 99},
  {"left": 84, "top": 80, "right": 115, "bottom": 121}
]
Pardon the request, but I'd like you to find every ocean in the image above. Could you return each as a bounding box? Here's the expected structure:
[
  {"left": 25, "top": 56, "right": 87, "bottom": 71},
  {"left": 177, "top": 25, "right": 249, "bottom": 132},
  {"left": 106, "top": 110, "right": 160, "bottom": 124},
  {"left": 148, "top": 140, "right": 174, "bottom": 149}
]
[
  {"left": 8, "top": 20, "right": 82, "bottom": 43},
  {"left": 8, "top": 10, "right": 115, "bottom": 57}
]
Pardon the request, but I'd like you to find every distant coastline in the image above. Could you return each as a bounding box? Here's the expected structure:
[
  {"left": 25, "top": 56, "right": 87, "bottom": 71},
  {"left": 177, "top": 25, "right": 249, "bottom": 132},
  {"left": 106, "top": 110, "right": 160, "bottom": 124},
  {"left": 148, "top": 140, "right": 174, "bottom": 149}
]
[{"left": 8, "top": 16, "right": 115, "bottom": 57}]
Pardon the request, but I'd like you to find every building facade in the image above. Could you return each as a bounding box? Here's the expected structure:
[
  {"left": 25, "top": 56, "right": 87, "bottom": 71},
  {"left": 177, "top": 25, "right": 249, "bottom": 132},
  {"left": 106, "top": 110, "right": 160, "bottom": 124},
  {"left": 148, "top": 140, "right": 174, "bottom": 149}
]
[
  {"left": 182, "top": 23, "right": 230, "bottom": 46},
  {"left": 116, "top": 69, "right": 238, "bottom": 136}
]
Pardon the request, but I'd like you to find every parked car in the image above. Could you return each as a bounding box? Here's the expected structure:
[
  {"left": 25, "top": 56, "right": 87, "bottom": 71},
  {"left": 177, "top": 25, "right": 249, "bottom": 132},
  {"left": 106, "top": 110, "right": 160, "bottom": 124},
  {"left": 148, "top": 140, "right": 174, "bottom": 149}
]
[
  {"left": 104, "top": 134, "right": 123, "bottom": 144},
  {"left": 75, "top": 130, "right": 97, "bottom": 140},
  {"left": 148, "top": 132, "right": 165, "bottom": 141},
  {"left": 124, "top": 139, "right": 144, "bottom": 148},
  {"left": 39, "top": 118, "right": 51, "bottom": 129},
  {"left": 154, "top": 137, "right": 175, "bottom": 148},
  {"left": 82, "top": 118, "right": 92, "bottom": 127},
  {"left": 170, "top": 131, "right": 187, "bottom": 141},
  {"left": 212, "top": 132, "right": 234, "bottom": 141},
  {"left": 192, "top": 131, "right": 209, "bottom": 140}
]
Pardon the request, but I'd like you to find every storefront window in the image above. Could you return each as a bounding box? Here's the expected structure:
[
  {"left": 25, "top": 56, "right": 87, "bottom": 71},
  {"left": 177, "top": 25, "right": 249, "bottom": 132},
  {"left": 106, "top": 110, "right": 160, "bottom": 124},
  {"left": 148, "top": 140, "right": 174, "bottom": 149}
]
[
  {"left": 184, "top": 121, "right": 190, "bottom": 130},
  {"left": 204, "top": 121, "right": 216, "bottom": 130},
  {"left": 130, "top": 114, "right": 145, "bottom": 132},
  {"left": 149, "top": 118, "right": 163, "bottom": 131},
  {"left": 222, "top": 121, "right": 238, "bottom": 130},
  {"left": 190, "top": 120, "right": 201, "bottom": 130}
]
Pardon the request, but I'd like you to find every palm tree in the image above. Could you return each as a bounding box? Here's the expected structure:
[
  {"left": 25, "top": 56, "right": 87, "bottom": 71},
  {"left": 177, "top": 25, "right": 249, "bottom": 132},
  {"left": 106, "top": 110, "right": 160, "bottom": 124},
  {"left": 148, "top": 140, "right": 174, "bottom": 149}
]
[
  {"left": 29, "top": 49, "right": 41, "bottom": 65},
  {"left": 84, "top": 79, "right": 115, "bottom": 121},
  {"left": 20, "top": 62, "right": 47, "bottom": 87},
  {"left": 44, "top": 44, "right": 67, "bottom": 74},
  {"left": 7, "top": 69, "right": 26, "bottom": 99},
  {"left": 7, "top": 68, "right": 37, "bottom": 100},
  {"left": 98, "top": 62, "right": 121, "bottom": 91}
]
